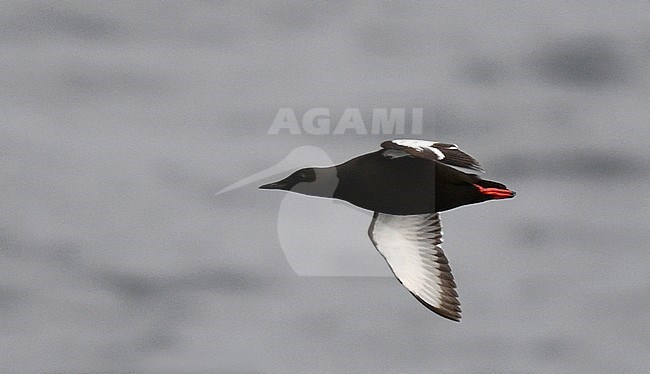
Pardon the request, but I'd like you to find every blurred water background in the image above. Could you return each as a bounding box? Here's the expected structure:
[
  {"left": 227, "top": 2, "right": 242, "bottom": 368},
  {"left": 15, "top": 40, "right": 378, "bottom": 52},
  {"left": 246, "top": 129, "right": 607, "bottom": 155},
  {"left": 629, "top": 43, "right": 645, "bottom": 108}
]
[{"left": 2, "top": 2, "right": 650, "bottom": 372}]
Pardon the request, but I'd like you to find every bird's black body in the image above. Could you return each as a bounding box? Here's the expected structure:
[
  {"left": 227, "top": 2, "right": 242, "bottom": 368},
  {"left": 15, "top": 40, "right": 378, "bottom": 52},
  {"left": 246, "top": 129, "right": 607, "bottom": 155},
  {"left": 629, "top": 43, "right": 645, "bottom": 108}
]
[{"left": 332, "top": 150, "right": 504, "bottom": 215}]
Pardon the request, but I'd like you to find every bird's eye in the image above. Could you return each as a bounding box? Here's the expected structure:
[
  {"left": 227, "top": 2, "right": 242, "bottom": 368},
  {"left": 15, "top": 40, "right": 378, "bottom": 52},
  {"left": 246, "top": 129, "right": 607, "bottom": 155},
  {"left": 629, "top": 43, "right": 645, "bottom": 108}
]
[{"left": 299, "top": 172, "right": 307, "bottom": 179}]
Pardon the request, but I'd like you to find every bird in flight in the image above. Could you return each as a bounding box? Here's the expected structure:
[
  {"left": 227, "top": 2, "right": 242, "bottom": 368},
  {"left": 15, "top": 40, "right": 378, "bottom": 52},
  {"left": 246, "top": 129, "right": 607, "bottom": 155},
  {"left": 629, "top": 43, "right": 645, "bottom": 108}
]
[{"left": 260, "top": 139, "right": 515, "bottom": 321}]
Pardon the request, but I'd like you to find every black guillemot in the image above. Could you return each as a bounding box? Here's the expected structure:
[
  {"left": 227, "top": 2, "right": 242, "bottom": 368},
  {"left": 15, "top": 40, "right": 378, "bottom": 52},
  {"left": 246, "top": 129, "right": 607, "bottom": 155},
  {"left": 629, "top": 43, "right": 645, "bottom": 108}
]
[{"left": 260, "top": 139, "right": 515, "bottom": 321}]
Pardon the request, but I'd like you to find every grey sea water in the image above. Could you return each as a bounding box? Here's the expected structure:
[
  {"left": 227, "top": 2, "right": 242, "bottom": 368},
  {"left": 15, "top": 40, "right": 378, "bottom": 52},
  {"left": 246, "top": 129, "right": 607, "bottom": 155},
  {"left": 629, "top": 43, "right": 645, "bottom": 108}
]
[{"left": 2, "top": 2, "right": 650, "bottom": 372}]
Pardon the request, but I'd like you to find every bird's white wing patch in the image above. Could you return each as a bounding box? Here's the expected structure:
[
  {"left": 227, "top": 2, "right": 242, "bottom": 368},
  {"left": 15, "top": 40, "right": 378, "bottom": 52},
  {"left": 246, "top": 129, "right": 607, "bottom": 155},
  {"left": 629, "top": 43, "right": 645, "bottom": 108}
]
[
  {"left": 381, "top": 139, "right": 484, "bottom": 172},
  {"left": 392, "top": 139, "right": 445, "bottom": 160},
  {"left": 368, "top": 212, "right": 461, "bottom": 321}
]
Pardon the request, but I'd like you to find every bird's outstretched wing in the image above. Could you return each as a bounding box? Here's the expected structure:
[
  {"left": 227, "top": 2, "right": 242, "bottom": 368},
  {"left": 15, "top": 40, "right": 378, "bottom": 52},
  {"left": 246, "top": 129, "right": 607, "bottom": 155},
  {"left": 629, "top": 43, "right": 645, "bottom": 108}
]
[
  {"left": 368, "top": 212, "right": 461, "bottom": 321},
  {"left": 381, "top": 139, "right": 484, "bottom": 172}
]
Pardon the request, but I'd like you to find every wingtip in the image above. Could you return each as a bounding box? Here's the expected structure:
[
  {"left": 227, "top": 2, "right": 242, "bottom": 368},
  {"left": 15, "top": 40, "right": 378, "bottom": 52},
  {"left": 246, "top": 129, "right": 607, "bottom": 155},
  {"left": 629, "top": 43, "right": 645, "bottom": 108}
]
[
  {"left": 412, "top": 293, "right": 462, "bottom": 322},
  {"left": 434, "top": 307, "right": 462, "bottom": 322}
]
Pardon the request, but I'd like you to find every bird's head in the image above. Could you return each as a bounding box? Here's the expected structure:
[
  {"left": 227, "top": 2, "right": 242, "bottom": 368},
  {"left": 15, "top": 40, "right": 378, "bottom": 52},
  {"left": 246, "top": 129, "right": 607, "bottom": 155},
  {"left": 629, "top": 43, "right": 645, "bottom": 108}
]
[{"left": 259, "top": 167, "right": 338, "bottom": 198}]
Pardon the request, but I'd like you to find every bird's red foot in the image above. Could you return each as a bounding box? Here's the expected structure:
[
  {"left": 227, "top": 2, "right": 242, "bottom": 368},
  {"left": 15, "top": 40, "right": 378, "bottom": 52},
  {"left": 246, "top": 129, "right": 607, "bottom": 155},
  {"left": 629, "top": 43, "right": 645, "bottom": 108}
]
[{"left": 473, "top": 184, "right": 516, "bottom": 199}]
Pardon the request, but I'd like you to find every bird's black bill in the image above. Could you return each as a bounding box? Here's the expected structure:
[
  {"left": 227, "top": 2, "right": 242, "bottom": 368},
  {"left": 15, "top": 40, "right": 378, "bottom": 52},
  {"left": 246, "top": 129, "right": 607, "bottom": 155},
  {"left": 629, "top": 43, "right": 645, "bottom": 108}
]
[{"left": 259, "top": 180, "right": 290, "bottom": 190}]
